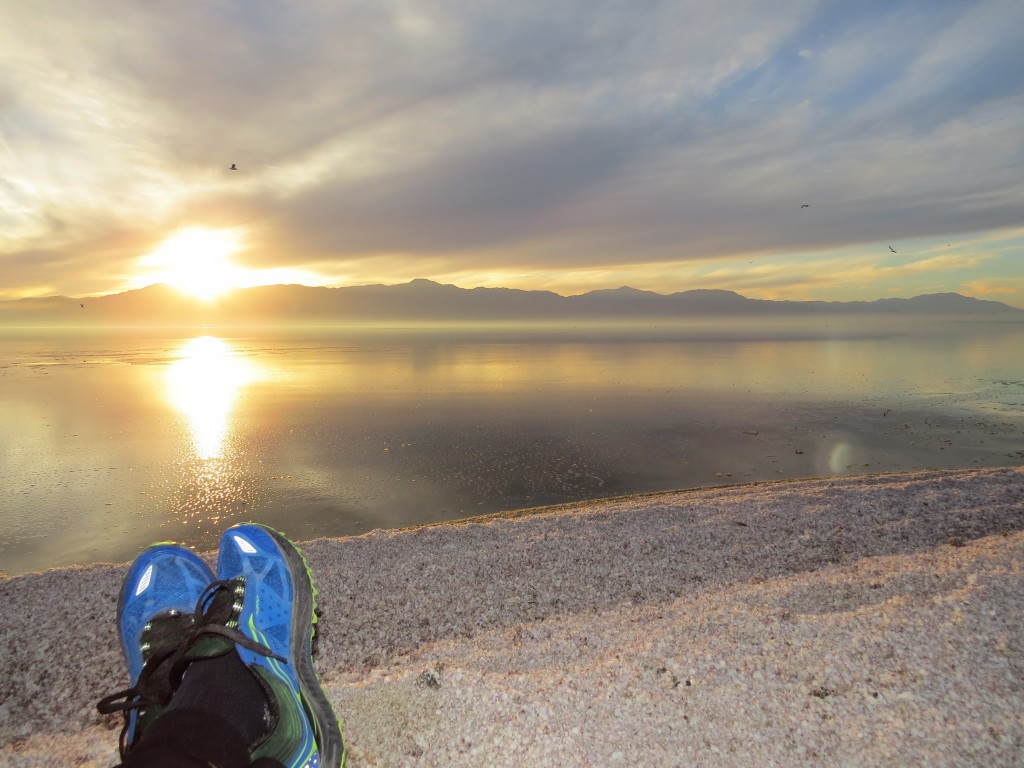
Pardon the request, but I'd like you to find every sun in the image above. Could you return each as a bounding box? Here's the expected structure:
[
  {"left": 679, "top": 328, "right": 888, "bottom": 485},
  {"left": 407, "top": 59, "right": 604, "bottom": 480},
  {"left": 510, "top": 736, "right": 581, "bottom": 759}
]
[{"left": 140, "top": 227, "right": 248, "bottom": 301}]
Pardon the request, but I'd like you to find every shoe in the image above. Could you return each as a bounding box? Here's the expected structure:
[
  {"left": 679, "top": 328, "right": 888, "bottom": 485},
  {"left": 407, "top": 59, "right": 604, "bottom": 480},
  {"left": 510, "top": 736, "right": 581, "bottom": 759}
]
[
  {"left": 218, "top": 523, "right": 345, "bottom": 768},
  {"left": 98, "top": 542, "right": 214, "bottom": 753}
]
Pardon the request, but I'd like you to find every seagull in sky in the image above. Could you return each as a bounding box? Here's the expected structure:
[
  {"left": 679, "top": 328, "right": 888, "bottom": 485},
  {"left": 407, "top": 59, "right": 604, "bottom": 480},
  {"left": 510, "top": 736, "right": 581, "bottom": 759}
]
[
  {"left": 889, "top": 245, "right": 897, "bottom": 253},
  {"left": 229, "top": 163, "right": 237, "bottom": 170},
  {"left": 800, "top": 204, "right": 810, "bottom": 208}
]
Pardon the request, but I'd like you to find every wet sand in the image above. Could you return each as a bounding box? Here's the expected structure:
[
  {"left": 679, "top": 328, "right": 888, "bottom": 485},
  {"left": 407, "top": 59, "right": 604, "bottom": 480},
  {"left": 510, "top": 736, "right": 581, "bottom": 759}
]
[{"left": 1, "top": 466, "right": 1022, "bottom": 766}]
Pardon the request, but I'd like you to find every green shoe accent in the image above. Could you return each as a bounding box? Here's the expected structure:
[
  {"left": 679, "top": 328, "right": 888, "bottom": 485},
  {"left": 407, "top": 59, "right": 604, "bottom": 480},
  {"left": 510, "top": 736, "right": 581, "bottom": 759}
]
[{"left": 218, "top": 524, "right": 346, "bottom": 767}]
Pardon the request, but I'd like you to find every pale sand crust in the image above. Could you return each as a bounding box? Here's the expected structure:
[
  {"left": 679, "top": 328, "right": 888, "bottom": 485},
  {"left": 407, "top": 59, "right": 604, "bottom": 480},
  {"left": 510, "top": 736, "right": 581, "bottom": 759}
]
[{"left": 1, "top": 466, "right": 1022, "bottom": 766}]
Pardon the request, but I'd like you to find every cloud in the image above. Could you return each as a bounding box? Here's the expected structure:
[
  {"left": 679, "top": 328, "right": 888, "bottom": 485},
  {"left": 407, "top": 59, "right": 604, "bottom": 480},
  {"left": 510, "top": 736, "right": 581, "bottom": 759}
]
[
  {"left": 1, "top": 0, "right": 1022, "bottom": 300},
  {"left": 898, "top": 253, "right": 989, "bottom": 273},
  {"left": 962, "top": 278, "right": 1023, "bottom": 299}
]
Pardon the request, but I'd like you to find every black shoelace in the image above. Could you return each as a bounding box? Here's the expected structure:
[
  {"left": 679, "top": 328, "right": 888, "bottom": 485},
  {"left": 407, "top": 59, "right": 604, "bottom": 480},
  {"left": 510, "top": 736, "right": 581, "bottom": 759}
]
[{"left": 97, "top": 578, "right": 285, "bottom": 757}]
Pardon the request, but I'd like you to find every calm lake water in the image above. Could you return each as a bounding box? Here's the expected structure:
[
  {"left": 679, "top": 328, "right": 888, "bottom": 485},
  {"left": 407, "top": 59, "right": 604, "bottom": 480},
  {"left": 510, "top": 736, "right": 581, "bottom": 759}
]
[{"left": 2, "top": 318, "right": 1022, "bottom": 576}]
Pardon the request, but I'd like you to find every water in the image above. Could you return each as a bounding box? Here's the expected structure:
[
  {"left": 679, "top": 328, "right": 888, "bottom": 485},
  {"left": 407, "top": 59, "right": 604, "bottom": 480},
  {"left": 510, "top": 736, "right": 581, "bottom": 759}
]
[{"left": 1, "top": 318, "right": 1022, "bottom": 576}]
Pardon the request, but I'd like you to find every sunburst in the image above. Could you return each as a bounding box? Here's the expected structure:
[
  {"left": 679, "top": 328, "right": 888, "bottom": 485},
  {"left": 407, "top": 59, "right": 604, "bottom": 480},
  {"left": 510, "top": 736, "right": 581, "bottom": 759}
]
[{"left": 140, "top": 227, "right": 247, "bottom": 301}]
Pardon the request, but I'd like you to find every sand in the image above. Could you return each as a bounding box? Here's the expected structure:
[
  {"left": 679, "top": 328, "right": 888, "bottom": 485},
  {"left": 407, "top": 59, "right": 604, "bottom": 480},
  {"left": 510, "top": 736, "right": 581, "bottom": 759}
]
[{"left": 1, "top": 465, "right": 1022, "bottom": 766}]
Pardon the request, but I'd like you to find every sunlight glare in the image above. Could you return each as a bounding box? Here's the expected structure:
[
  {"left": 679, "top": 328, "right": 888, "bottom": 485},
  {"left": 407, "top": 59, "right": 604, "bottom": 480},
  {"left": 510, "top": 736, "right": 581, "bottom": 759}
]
[
  {"left": 141, "top": 228, "right": 247, "bottom": 300},
  {"left": 165, "top": 336, "right": 255, "bottom": 459}
]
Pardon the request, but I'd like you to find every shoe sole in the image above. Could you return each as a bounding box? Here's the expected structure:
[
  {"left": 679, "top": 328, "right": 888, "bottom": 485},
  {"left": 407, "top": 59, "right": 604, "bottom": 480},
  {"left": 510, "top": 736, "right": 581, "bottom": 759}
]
[{"left": 259, "top": 526, "right": 346, "bottom": 768}]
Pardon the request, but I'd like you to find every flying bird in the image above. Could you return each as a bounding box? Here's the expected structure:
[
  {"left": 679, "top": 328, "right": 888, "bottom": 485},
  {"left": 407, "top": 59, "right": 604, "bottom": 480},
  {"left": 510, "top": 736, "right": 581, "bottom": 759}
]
[
  {"left": 80, "top": 303, "right": 84, "bottom": 308},
  {"left": 229, "top": 163, "right": 237, "bottom": 170},
  {"left": 800, "top": 204, "right": 810, "bottom": 208},
  {"left": 888, "top": 245, "right": 897, "bottom": 253}
]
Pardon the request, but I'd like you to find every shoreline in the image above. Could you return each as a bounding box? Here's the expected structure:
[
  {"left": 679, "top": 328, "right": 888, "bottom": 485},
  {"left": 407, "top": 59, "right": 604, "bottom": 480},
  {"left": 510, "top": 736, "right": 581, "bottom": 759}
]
[
  {"left": 2, "top": 465, "right": 1022, "bottom": 766},
  {"left": 389, "top": 465, "right": 1001, "bottom": 532}
]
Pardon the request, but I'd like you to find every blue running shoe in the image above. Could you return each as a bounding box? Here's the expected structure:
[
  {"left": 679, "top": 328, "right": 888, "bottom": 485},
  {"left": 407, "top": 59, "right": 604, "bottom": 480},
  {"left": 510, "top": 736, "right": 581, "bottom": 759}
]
[
  {"left": 98, "top": 543, "right": 213, "bottom": 753},
  {"left": 218, "top": 523, "right": 345, "bottom": 768}
]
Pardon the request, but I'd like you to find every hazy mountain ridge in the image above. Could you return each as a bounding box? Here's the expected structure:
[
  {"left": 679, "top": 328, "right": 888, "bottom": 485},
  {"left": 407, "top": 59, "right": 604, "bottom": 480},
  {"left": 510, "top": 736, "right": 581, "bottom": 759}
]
[{"left": 1, "top": 280, "right": 1021, "bottom": 325}]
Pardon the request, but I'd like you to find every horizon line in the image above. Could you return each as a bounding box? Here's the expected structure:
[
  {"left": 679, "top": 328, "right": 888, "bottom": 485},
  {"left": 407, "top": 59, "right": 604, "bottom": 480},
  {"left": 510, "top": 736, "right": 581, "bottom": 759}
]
[{"left": 9, "top": 279, "right": 1024, "bottom": 310}]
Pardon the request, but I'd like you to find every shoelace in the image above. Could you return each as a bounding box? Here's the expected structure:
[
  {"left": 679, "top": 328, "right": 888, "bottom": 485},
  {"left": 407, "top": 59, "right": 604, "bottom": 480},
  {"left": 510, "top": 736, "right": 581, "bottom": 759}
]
[{"left": 97, "top": 578, "right": 285, "bottom": 756}]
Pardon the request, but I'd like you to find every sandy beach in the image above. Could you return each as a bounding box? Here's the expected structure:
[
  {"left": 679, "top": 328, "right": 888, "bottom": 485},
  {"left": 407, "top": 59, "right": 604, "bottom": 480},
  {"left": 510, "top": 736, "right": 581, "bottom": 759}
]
[{"left": 2, "top": 465, "right": 1022, "bottom": 767}]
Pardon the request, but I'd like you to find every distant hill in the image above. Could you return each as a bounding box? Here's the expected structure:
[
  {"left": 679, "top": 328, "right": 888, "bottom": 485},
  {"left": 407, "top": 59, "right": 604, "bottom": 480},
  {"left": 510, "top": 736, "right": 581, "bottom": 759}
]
[{"left": 1, "top": 280, "right": 1021, "bottom": 326}]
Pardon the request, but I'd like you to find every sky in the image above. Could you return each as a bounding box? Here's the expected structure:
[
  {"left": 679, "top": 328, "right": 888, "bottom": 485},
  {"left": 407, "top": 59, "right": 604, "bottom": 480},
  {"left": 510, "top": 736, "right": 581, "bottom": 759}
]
[{"left": 1, "top": 0, "right": 1023, "bottom": 306}]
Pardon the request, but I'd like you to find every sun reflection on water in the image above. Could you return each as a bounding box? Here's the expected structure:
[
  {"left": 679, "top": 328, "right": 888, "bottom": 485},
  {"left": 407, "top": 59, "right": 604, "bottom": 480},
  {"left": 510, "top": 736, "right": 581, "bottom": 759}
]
[
  {"left": 163, "top": 336, "right": 262, "bottom": 528},
  {"left": 166, "top": 336, "right": 255, "bottom": 459}
]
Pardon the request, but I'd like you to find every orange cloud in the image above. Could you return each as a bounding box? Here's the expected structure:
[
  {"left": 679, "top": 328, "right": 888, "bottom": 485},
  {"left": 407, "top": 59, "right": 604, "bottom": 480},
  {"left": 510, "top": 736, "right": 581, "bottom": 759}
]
[{"left": 961, "top": 278, "right": 1023, "bottom": 298}]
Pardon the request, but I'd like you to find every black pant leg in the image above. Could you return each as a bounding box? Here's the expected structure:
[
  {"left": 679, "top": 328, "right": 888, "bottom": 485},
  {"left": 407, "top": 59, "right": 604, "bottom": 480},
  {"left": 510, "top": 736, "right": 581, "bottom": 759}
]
[{"left": 115, "top": 708, "right": 258, "bottom": 768}]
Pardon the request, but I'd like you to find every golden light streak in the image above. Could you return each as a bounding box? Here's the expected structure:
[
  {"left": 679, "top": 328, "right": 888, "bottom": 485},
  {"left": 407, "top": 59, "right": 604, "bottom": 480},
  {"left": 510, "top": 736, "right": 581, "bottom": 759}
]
[{"left": 165, "top": 336, "right": 256, "bottom": 459}]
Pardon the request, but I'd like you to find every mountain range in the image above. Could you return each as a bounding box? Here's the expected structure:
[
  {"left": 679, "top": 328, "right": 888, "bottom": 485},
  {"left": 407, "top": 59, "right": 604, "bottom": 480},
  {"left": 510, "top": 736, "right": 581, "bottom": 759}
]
[{"left": 2, "top": 279, "right": 1022, "bottom": 325}]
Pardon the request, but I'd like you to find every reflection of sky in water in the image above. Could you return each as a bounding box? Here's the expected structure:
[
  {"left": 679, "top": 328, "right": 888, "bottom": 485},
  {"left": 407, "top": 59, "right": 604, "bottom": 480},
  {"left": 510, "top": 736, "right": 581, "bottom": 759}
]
[
  {"left": 165, "top": 336, "right": 255, "bottom": 460},
  {"left": 0, "top": 320, "right": 1021, "bottom": 576}
]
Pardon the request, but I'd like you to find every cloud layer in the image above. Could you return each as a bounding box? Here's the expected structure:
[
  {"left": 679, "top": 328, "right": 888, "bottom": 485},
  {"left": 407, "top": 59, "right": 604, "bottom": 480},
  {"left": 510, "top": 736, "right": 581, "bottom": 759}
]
[{"left": 1, "top": 0, "right": 1022, "bottom": 302}]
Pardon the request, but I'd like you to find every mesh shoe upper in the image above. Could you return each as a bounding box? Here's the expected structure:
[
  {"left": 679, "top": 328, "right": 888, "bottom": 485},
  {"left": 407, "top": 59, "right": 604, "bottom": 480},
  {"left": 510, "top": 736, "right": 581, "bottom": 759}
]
[
  {"left": 116, "top": 545, "right": 213, "bottom": 691},
  {"left": 218, "top": 524, "right": 344, "bottom": 768},
  {"left": 218, "top": 527, "right": 300, "bottom": 677},
  {"left": 102, "top": 544, "right": 215, "bottom": 754}
]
